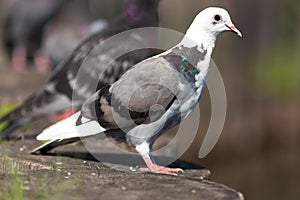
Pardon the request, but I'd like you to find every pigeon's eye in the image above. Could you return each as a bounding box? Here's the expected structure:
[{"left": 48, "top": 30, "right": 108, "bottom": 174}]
[{"left": 214, "top": 15, "right": 221, "bottom": 22}]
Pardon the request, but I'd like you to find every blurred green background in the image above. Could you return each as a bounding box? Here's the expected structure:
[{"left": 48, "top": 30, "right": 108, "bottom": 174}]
[{"left": 0, "top": 0, "right": 299, "bottom": 200}]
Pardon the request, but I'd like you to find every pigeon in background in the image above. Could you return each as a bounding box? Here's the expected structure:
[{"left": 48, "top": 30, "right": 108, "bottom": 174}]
[
  {"left": 2, "top": 0, "right": 63, "bottom": 72},
  {"left": 42, "top": 19, "right": 108, "bottom": 67},
  {"left": 41, "top": 0, "right": 108, "bottom": 68},
  {"left": 0, "top": 0, "right": 160, "bottom": 139},
  {"left": 34, "top": 7, "right": 242, "bottom": 175}
]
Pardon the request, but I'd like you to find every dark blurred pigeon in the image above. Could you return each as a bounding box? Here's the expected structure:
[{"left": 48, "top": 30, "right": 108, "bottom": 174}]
[
  {"left": 41, "top": 0, "right": 107, "bottom": 68},
  {"left": 0, "top": 0, "right": 160, "bottom": 139},
  {"left": 2, "top": 0, "right": 63, "bottom": 71},
  {"left": 34, "top": 7, "right": 242, "bottom": 175},
  {"left": 42, "top": 19, "right": 108, "bottom": 67}
]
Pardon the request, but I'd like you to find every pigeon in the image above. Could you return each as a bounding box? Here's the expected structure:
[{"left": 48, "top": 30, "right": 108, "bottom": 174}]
[
  {"left": 2, "top": 0, "right": 64, "bottom": 71},
  {"left": 34, "top": 7, "right": 242, "bottom": 175},
  {"left": 0, "top": 0, "right": 160, "bottom": 139}
]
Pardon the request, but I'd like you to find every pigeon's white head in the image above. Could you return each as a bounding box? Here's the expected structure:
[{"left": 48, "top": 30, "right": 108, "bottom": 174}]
[{"left": 186, "top": 7, "right": 242, "bottom": 47}]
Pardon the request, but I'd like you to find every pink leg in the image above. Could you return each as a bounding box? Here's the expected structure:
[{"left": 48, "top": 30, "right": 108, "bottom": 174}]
[
  {"left": 139, "top": 153, "right": 183, "bottom": 176},
  {"left": 34, "top": 50, "right": 51, "bottom": 74},
  {"left": 12, "top": 47, "right": 26, "bottom": 72}
]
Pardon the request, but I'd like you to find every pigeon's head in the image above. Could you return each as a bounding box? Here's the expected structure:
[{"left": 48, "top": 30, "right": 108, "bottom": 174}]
[
  {"left": 189, "top": 7, "right": 242, "bottom": 38},
  {"left": 125, "top": 0, "right": 160, "bottom": 26}
]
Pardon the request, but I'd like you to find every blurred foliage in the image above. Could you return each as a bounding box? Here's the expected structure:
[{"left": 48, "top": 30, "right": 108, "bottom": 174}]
[
  {"left": 0, "top": 103, "right": 16, "bottom": 131},
  {"left": 0, "top": 103, "right": 15, "bottom": 116},
  {"left": 0, "top": 174, "right": 23, "bottom": 200},
  {"left": 253, "top": 0, "right": 300, "bottom": 99},
  {"left": 284, "top": 0, "right": 300, "bottom": 43},
  {"left": 254, "top": 45, "right": 300, "bottom": 99}
]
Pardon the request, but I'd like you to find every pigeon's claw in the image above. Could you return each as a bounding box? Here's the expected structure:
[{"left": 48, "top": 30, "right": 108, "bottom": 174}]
[
  {"left": 140, "top": 165, "right": 184, "bottom": 176},
  {"left": 139, "top": 153, "right": 183, "bottom": 175}
]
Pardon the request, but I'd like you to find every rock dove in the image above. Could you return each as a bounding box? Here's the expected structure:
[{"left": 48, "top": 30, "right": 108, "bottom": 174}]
[
  {"left": 2, "top": 0, "right": 63, "bottom": 71},
  {"left": 34, "top": 7, "right": 242, "bottom": 175},
  {"left": 0, "top": 0, "right": 160, "bottom": 139}
]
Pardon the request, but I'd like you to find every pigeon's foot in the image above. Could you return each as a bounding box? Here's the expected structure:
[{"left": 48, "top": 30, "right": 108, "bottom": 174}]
[
  {"left": 137, "top": 144, "right": 184, "bottom": 176},
  {"left": 12, "top": 48, "right": 26, "bottom": 72},
  {"left": 34, "top": 51, "right": 51, "bottom": 74},
  {"left": 140, "top": 165, "right": 183, "bottom": 176},
  {"left": 50, "top": 108, "right": 74, "bottom": 122}
]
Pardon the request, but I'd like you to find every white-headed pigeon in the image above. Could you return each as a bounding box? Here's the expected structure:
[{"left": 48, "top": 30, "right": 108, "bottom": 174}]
[{"left": 34, "top": 7, "right": 242, "bottom": 175}]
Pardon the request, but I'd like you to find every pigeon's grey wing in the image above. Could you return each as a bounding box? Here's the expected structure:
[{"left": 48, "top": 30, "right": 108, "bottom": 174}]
[
  {"left": 69, "top": 30, "right": 159, "bottom": 101},
  {"left": 81, "top": 57, "right": 180, "bottom": 130},
  {"left": 0, "top": 86, "right": 75, "bottom": 139}
]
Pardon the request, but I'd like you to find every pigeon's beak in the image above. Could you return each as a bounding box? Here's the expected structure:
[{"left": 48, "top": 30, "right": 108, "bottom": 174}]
[{"left": 226, "top": 24, "right": 242, "bottom": 37}]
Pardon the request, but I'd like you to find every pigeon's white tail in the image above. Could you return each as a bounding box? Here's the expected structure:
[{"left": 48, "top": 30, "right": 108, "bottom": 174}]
[{"left": 36, "top": 111, "right": 106, "bottom": 141}]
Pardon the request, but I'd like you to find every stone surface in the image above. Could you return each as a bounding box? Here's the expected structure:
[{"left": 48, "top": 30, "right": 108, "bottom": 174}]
[{"left": 0, "top": 138, "right": 244, "bottom": 200}]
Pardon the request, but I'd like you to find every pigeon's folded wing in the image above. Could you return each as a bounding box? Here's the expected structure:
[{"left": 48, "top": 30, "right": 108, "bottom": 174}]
[{"left": 82, "top": 57, "right": 180, "bottom": 130}]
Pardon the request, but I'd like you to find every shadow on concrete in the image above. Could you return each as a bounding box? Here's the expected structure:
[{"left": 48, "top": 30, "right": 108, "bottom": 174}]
[{"left": 45, "top": 151, "right": 205, "bottom": 170}]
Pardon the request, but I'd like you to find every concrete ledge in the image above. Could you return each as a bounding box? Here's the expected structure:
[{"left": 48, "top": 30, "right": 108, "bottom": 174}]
[{"left": 0, "top": 139, "right": 244, "bottom": 200}]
